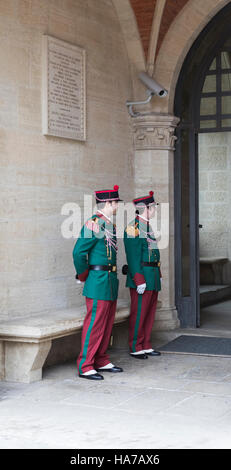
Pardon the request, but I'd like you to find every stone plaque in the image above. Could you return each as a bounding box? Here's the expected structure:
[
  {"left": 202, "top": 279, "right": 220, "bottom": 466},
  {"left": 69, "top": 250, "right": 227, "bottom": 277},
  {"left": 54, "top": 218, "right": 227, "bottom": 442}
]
[{"left": 42, "top": 35, "right": 86, "bottom": 141}]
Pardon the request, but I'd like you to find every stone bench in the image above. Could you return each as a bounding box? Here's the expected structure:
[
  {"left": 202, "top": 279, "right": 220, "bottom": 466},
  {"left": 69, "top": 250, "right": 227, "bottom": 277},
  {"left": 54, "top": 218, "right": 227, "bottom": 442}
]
[
  {"left": 0, "top": 299, "right": 129, "bottom": 384},
  {"left": 200, "top": 257, "right": 228, "bottom": 285}
]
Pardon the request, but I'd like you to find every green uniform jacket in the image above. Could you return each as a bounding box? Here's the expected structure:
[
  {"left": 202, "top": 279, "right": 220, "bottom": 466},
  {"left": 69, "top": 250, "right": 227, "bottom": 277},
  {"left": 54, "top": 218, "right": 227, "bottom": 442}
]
[
  {"left": 124, "top": 216, "right": 161, "bottom": 291},
  {"left": 73, "top": 213, "right": 119, "bottom": 301}
]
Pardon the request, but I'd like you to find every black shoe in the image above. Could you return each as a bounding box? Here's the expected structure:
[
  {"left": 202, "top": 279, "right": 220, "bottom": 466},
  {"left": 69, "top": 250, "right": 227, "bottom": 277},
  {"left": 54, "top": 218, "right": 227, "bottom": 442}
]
[
  {"left": 130, "top": 353, "right": 148, "bottom": 359},
  {"left": 79, "top": 372, "right": 104, "bottom": 380},
  {"left": 145, "top": 350, "right": 161, "bottom": 356},
  {"left": 96, "top": 366, "right": 123, "bottom": 373}
]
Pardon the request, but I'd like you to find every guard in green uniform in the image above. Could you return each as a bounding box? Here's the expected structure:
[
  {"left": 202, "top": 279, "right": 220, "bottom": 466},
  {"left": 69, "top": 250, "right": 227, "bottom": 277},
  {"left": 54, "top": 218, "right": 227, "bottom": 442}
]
[
  {"left": 123, "top": 191, "right": 161, "bottom": 359},
  {"left": 73, "top": 185, "right": 123, "bottom": 381}
]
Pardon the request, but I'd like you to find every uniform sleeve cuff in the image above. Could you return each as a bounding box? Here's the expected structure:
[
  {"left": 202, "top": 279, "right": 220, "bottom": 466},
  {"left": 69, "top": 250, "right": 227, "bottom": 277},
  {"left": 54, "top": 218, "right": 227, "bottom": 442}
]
[
  {"left": 78, "top": 269, "right": 89, "bottom": 282},
  {"left": 133, "top": 273, "right": 146, "bottom": 286}
]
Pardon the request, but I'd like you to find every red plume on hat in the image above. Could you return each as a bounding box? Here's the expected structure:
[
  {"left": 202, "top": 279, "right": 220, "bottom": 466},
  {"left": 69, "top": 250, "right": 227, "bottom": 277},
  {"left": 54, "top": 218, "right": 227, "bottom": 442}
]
[
  {"left": 149, "top": 191, "right": 154, "bottom": 197},
  {"left": 114, "top": 185, "right": 119, "bottom": 191}
]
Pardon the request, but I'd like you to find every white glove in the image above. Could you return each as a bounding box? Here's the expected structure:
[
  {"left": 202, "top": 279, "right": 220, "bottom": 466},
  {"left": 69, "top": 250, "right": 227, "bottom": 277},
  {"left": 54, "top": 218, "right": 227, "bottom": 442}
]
[
  {"left": 76, "top": 280, "right": 84, "bottom": 285},
  {"left": 136, "top": 283, "right": 146, "bottom": 295}
]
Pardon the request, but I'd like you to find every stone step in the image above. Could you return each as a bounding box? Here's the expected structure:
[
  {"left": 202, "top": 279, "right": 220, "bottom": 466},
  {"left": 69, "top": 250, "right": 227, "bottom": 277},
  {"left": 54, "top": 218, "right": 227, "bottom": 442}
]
[
  {"left": 200, "top": 257, "right": 228, "bottom": 285},
  {"left": 200, "top": 284, "right": 231, "bottom": 308}
]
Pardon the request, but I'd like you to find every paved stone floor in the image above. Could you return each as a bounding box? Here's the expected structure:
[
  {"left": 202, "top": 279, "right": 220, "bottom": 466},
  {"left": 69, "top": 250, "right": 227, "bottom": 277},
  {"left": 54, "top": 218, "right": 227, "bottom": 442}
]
[
  {"left": 1, "top": 346, "right": 231, "bottom": 449},
  {"left": 200, "top": 300, "right": 231, "bottom": 332}
]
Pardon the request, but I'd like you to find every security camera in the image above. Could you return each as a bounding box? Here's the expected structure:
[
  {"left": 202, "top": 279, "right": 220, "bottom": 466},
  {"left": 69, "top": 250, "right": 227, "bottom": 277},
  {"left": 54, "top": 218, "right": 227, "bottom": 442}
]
[
  {"left": 126, "top": 71, "right": 168, "bottom": 117},
  {"left": 139, "top": 72, "right": 168, "bottom": 98}
]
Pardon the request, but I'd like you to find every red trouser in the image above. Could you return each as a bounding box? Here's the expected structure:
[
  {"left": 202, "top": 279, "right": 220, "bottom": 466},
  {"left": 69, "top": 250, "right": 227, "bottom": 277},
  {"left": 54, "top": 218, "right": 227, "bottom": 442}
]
[
  {"left": 129, "top": 289, "right": 158, "bottom": 353},
  {"left": 77, "top": 298, "right": 117, "bottom": 374}
]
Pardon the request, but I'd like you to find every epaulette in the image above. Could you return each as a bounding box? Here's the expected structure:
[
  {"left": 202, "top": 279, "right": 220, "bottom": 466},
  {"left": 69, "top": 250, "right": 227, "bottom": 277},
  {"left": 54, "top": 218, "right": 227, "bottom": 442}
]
[
  {"left": 85, "top": 217, "right": 100, "bottom": 234},
  {"left": 125, "top": 223, "right": 139, "bottom": 237}
]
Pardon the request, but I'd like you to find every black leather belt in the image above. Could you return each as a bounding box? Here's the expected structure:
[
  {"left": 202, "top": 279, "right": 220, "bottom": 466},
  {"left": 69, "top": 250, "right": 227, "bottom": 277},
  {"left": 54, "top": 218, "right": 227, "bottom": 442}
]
[
  {"left": 142, "top": 261, "right": 161, "bottom": 267},
  {"left": 89, "top": 265, "right": 117, "bottom": 272}
]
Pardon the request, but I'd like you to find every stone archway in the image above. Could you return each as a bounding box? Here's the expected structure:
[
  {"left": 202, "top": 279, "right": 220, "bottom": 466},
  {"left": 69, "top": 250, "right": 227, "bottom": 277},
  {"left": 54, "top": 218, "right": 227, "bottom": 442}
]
[{"left": 153, "top": 0, "right": 231, "bottom": 113}]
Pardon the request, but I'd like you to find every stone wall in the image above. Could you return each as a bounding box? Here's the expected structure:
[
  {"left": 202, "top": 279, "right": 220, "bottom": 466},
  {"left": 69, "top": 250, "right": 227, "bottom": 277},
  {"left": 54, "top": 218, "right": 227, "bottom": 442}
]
[
  {"left": 0, "top": 0, "right": 134, "bottom": 320},
  {"left": 199, "top": 132, "right": 231, "bottom": 283}
]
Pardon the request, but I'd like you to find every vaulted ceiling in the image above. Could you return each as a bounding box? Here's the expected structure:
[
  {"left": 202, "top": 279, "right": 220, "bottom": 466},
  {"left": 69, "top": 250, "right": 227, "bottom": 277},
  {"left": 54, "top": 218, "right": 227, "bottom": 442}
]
[{"left": 129, "top": 0, "right": 190, "bottom": 60}]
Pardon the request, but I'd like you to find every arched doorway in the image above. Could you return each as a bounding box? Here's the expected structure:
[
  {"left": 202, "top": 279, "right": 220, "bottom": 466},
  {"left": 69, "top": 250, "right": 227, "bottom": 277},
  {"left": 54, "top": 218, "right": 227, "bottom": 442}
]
[{"left": 174, "top": 2, "right": 231, "bottom": 328}]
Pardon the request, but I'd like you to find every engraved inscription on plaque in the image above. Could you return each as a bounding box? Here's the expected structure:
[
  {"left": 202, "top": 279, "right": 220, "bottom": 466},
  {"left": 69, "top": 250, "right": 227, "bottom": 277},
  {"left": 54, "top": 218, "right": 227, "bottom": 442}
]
[{"left": 42, "top": 35, "right": 86, "bottom": 141}]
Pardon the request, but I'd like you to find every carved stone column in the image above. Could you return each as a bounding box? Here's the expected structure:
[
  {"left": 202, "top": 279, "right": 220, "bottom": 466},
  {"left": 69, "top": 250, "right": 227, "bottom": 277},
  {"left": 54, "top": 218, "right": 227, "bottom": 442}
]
[{"left": 133, "top": 113, "right": 180, "bottom": 331}]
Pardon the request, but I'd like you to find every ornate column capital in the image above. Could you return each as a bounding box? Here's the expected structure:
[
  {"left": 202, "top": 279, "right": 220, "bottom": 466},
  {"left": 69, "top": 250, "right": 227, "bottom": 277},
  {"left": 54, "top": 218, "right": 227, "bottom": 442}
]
[{"left": 133, "top": 113, "right": 180, "bottom": 151}]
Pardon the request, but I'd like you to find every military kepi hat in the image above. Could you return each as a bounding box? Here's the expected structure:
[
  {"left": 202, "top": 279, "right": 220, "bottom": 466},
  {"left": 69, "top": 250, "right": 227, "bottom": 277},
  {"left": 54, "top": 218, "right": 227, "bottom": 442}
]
[
  {"left": 133, "top": 191, "right": 159, "bottom": 208},
  {"left": 95, "top": 185, "right": 122, "bottom": 202}
]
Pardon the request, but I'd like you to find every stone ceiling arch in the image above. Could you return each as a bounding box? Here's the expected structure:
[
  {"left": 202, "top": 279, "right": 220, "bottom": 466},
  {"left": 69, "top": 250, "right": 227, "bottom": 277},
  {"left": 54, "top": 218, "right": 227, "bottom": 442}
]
[
  {"left": 111, "top": 0, "right": 145, "bottom": 71},
  {"left": 111, "top": 0, "right": 146, "bottom": 98},
  {"left": 153, "top": 0, "right": 231, "bottom": 114}
]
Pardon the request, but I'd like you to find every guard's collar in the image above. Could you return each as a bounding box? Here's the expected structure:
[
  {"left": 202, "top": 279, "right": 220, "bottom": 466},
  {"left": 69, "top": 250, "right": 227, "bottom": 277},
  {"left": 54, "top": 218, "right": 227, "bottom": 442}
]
[
  {"left": 96, "top": 210, "right": 111, "bottom": 224},
  {"left": 136, "top": 215, "right": 149, "bottom": 224}
]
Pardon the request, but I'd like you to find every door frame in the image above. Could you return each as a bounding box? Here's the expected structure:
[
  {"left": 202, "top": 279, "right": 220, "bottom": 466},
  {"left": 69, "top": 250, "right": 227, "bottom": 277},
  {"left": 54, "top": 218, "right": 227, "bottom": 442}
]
[{"left": 174, "top": 125, "right": 200, "bottom": 328}]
